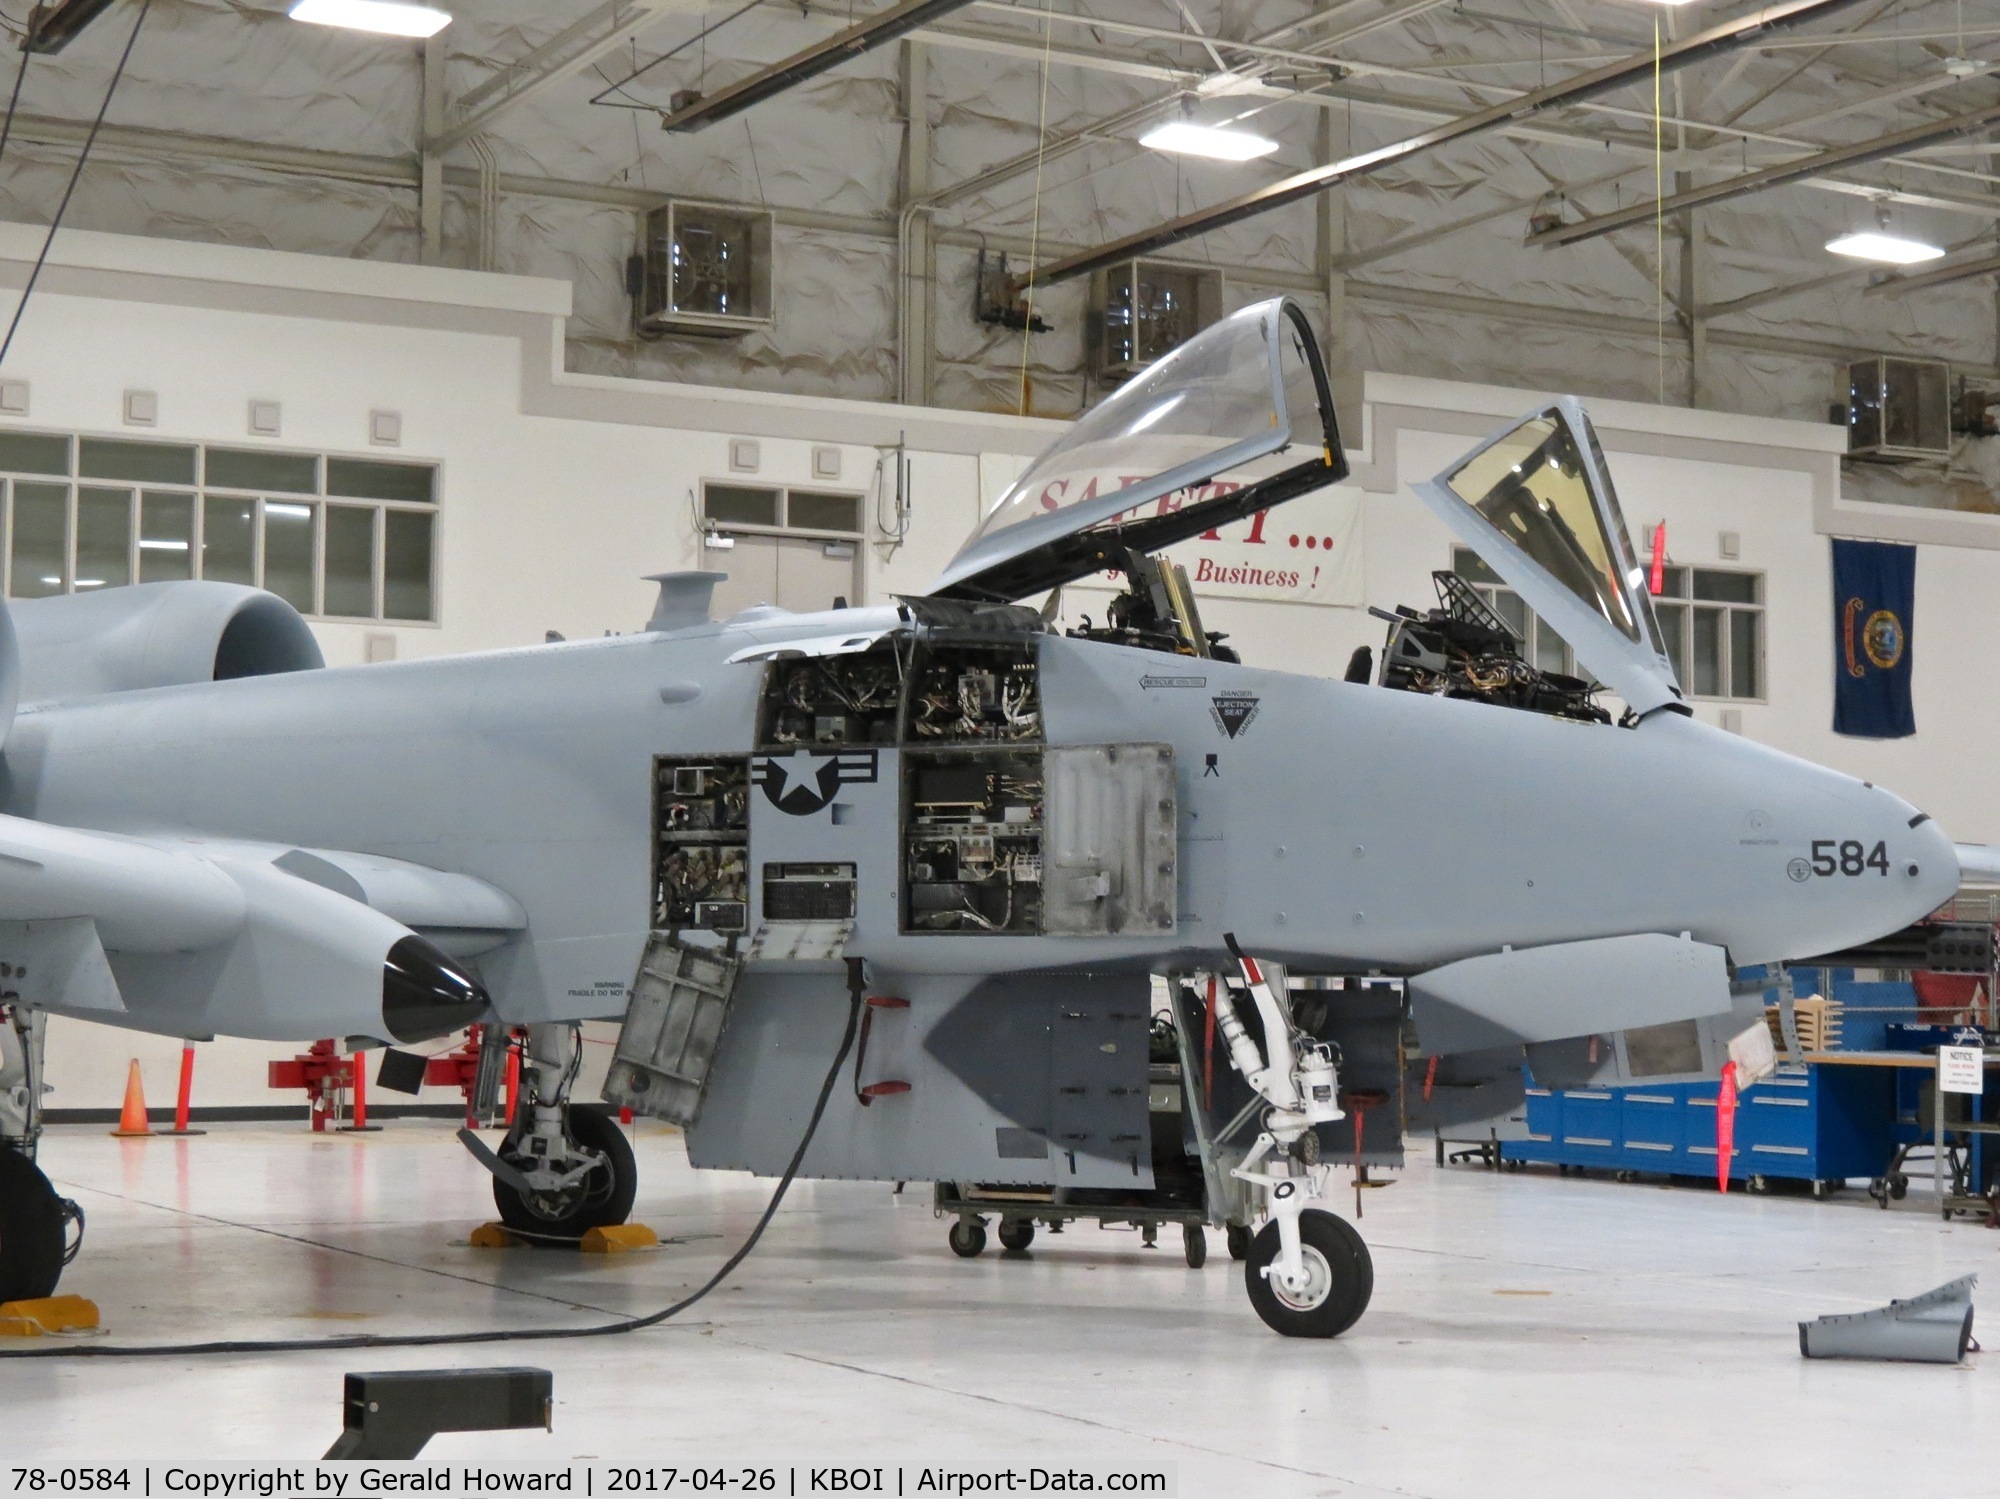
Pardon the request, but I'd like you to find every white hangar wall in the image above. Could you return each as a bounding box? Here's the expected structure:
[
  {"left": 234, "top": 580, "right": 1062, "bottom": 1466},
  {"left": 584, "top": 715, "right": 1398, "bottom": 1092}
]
[{"left": 15, "top": 229, "right": 1999, "bottom": 1116}]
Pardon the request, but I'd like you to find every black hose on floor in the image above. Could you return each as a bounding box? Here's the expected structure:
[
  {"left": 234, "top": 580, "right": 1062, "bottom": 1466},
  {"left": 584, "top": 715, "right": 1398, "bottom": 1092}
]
[{"left": 0, "top": 963, "right": 867, "bottom": 1360}]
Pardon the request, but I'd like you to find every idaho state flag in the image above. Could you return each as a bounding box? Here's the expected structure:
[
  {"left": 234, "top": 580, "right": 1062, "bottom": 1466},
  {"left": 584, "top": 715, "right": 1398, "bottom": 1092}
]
[{"left": 1832, "top": 538, "right": 1915, "bottom": 739}]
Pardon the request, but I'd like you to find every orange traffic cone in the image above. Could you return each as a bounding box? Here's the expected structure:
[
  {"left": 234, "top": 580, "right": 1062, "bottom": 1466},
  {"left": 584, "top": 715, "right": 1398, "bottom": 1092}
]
[{"left": 111, "top": 1059, "right": 153, "bottom": 1137}]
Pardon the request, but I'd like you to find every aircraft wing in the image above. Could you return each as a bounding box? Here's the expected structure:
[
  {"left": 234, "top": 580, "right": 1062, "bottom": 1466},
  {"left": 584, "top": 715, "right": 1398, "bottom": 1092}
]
[{"left": 0, "top": 822, "right": 516, "bottom": 1042}]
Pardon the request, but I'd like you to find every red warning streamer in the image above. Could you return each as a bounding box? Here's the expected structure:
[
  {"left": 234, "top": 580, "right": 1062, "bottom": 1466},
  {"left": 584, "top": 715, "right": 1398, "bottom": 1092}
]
[
  {"left": 1715, "top": 1061, "right": 1739, "bottom": 1194},
  {"left": 1648, "top": 521, "right": 1668, "bottom": 596}
]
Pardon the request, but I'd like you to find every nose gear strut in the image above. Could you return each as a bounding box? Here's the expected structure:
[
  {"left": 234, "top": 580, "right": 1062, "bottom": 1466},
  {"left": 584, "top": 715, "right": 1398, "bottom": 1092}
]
[{"left": 1216, "top": 933, "right": 1373, "bottom": 1337}]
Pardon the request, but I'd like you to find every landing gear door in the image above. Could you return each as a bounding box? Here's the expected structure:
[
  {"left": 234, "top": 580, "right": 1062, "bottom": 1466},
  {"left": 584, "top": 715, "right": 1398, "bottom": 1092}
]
[
  {"left": 1411, "top": 397, "right": 1684, "bottom": 716},
  {"left": 1043, "top": 743, "right": 1176, "bottom": 936}
]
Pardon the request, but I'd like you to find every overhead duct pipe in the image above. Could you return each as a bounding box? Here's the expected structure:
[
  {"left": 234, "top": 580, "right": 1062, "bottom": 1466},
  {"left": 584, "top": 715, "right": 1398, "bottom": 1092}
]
[
  {"left": 656, "top": 0, "right": 980, "bottom": 132},
  {"left": 1530, "top": 99, "right": 2000, "bottom": 249},
  {"left": 1018, "top": 0, "right": 1871, "bottom": 290}
]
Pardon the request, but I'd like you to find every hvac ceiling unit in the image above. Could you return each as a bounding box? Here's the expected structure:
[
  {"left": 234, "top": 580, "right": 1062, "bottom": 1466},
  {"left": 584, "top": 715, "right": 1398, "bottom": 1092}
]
[
  {"left": 1088, "top": 259, "right": 1222, "bottom": 383},
  {"left": 639, "top": 201, "right": 774, "bottom": 338},
  {"left": 1846, "top": 356, "right": 1951, "bottom": 462}
]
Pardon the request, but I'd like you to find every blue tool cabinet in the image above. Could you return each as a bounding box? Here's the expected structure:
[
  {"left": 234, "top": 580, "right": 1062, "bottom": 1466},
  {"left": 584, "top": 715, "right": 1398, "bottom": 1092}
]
[{"left": 1501, "top": 1063, "right": 1895, "bottom": 1186}]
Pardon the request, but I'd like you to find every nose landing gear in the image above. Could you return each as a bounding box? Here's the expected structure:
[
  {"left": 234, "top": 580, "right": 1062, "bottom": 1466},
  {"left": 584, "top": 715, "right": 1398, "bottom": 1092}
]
[
  {"left": 1214, "top": 936, "right": 1374, "bottom": 1338},
  {"left": 1, "top": 1004, "right": 73, "bottom": 1303},
  {"left": 461, "top": 1024, "right": 638, "bottom": 1240},
  {"left": 1242, "top": 1209, "right": 1372, "bottom": 1337}
]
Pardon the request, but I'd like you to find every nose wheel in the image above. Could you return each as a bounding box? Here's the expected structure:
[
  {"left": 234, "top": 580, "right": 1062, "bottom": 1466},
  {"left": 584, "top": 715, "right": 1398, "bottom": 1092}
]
[
  {"left": 491, "top": 1103, "right": 636, "bottom": 1239},
  {"left": 0, "top": 1148, "right": 66, "bottom": 1302},
  {"left": 1243, "top": 1209, "right": 1373, "bottom": 1338}
]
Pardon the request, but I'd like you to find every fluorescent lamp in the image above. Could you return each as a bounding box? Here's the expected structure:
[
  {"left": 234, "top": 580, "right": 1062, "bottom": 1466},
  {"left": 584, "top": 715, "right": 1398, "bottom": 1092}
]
[
  {"left": 1827, "top": 230, "right": 1946, "bottom": 266},
  {"left": 138, "top": 539, "right": 189, "bottom": 551},
  {"left": 266, "top": 502, "right": 314, "bottom": 519},
  {"left": 288, "top": 0, "right": 451, "bottom": 38},
  {"left": 1140, "top": 121, "right": 1279, "bottom": 162}
]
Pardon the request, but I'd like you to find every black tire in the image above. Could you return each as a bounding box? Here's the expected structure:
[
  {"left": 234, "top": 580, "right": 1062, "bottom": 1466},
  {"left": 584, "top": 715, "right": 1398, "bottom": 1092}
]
[
  {"left": 949, "top": 1218, "right": 987, "bottom": 1258},
  {"left": 997, "top": 1218, "right": 1035, "bottom": 1252},
  {"left": 1226, "top": 1223, "right": 1251, "bottom": 1261},
  {"left": 1183, "top": 1224, "right": 1207, "bottom": 1268},
  {"left": 1891, "top": 1175, "right": 1909, "bottom": 1201},
  {"left": 0, "top": 1149, "right": 65, "bottom": 1303},
  {"left": 492, "top": 1105, "right": 636, "bottom": 1238},
  {"left": 1244, "top": 1210, "right": 1373, "bottom": 1338}
]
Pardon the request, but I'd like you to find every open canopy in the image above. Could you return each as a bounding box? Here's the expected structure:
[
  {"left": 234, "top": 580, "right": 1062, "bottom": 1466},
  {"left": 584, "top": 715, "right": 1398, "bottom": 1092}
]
[
  {"left": 1412, "top": 398, "right": 1684, "bottom": 717},
  {"left": 928, "top": 298, "right": 1346, "bottom": 601}
]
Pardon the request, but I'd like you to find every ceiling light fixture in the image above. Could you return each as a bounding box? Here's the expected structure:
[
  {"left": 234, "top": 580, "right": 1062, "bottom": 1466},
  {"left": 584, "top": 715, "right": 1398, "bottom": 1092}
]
[
  {"left": 1827, "top": 231, "right": 1947, "bottom": 265},
  {"left": 1828, "top": 203, "right": 1944, "bottom": 265},
  {"left": 1141, "top": 121, "right": 1279, "bottom": 163},
  {"left": 288, "top": 0, "right": 451, "bottom": 38}
]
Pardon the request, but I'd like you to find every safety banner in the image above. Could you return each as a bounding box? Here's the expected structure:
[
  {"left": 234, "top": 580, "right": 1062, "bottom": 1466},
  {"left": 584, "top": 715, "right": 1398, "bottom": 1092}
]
[
  {"left": 1831, "top": 537, "right": 1915, "bottom": 739},
  {"left": 1067, "top": 478, "right": 1365, "bottom": 609}
]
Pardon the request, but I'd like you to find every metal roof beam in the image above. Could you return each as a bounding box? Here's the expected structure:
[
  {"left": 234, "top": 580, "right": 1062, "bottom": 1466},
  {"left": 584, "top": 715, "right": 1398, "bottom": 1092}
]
[
  {"left": 1530, "top": 98, "right": 2000, "bottom": 248},
  {"left": 1020, "top": 0, "right": 1873, "bottom": 289},
  {"left": 429, "top": 0, "right": 689, "bottom": 153},
  {"left": 657, "top": 0, "right": 982, "bottom": 132},
  {"left": 1865, "top": 249, "right": 2000, "bottom": 297}
]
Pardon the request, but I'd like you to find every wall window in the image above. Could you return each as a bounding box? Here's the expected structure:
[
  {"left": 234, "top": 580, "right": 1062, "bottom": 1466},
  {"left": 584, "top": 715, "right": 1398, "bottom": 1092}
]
[
  {"left": 1451, "top": 546, "right": 1576, "bottom": 677},
  {"left": 1453, "top": 547, "right": 1764, "bottom": 701},
  {"left": 1653, "top": 566, "right": 1763, "bottom": 701},
  {"left": 702, "top": 482, "right": 861, "bottom": 537},
  {"left": 0, "top": 432, "right": 437, "bottom": 622}
]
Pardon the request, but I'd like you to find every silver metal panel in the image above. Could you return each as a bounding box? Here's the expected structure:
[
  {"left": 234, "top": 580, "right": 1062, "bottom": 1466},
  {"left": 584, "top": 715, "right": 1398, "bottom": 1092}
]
[
  {"left": 1042, "top": 743, "right": 1176, "bottom": 936},
  {"left": 748, "top": 747, "right": 900, "bottom": 955},
  {"left": 601, "top": 935, "right": 741, "bottom": 1125}
]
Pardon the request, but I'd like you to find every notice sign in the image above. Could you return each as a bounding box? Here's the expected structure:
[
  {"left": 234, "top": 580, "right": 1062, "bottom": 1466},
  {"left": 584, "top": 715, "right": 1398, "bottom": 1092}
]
[
  {"left": 1067, "top": 478, "right": 1365, "bottom": 609},
  {"left": 1939, "top": 1044, "right": 1984, "bottom": 1095}
]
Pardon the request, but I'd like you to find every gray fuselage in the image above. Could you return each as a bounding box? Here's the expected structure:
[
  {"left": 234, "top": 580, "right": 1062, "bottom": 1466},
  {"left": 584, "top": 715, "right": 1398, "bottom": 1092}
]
[{"left": 0, "top": 604, "right": 1955, "bottom": 1031}]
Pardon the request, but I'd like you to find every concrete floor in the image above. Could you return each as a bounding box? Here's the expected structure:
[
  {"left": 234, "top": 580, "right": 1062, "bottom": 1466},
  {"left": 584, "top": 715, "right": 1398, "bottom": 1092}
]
[{"left": 4, "top": 1121, "right": 1993, "bottom": 1493}]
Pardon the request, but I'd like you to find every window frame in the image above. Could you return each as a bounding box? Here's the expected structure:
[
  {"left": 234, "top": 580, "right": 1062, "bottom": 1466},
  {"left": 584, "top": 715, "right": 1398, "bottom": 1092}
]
[
  {"left": 1454, "top": 546, "right": 1766, "bottom": 704},
  {"left": 700, "top": 479, "right": 864, "bottom": 543},
  {"left": 0, "top": 427, "right": 440, "bottom": 626},
  {"left": 1651, "top": 564, "right": 1765, "bottom": 704},
  {"left": 1450, "top": 546, "right": 1578, "bottom": 679}
]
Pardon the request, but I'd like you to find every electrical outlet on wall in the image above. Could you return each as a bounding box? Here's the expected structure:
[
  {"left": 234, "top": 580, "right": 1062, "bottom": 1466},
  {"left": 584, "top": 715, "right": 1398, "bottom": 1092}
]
[
  {"left": 0, "top": 380, "right": 28, "bottom": 415},
  {"left": 123, "top": 389, "right": 157, "bottom": 426},
  {"left": 248, "top": 400, "right": 281, "bottom": 436},
  {"left": 370, "top": 409, "right": 402, "bottom": 446}
]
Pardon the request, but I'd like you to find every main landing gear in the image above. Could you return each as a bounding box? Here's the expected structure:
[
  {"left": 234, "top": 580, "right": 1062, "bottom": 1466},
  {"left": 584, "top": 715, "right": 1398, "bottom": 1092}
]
[
  {"left": 1213, "top": 937, "right": 1375, "bottom": 1338},
  {"left": 463, "top": 1023, "right": 637, "bottom": 1239},
  {"left": 1, "top": 1003, "right": 77, "bottom": 1301}
]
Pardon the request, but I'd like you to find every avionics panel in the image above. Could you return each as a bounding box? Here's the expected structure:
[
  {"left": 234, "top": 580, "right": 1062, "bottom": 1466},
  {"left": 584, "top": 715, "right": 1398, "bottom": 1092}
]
[
  {"left": 653, "top": 756, "right": 750, "bottom": 932},
  {"left": 903, "top": 749, "right": 1043, "bottom": 934},
  {"left": 904, "top": 640, "right": 1041, "bottom": 743},
  {"left": 758, "top": 650, "right": 904, "bottom": 748}
]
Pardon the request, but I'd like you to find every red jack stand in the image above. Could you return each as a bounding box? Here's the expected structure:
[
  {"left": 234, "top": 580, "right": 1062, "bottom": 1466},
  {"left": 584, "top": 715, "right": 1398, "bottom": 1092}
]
[
  {"left": 425, "top": 1027, "right": 486, "bottom": 1128},
  {"left": 268, "top": 1039, "right": 377, "bottom": 1131},
  {"left": 158, "top": 1040, "right": 206, "bottom": 1136}
]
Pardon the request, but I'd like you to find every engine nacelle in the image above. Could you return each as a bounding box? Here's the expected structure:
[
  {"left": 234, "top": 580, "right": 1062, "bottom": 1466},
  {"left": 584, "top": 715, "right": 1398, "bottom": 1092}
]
[{"left": 10, "top": 581, "right": 322, "bottom": 705}]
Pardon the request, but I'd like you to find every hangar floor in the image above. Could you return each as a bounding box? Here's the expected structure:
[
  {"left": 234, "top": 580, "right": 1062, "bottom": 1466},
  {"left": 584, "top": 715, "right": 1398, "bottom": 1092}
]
[{"left": 6, "top": 1121, "right": 1991, "bottom": 1492}]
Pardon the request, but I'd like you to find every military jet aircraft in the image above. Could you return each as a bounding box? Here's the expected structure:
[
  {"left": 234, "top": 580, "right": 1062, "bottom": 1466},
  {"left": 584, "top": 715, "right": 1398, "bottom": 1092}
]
[{"left": 0, "top": 298, "right": 1971, "bottom": 1339}]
